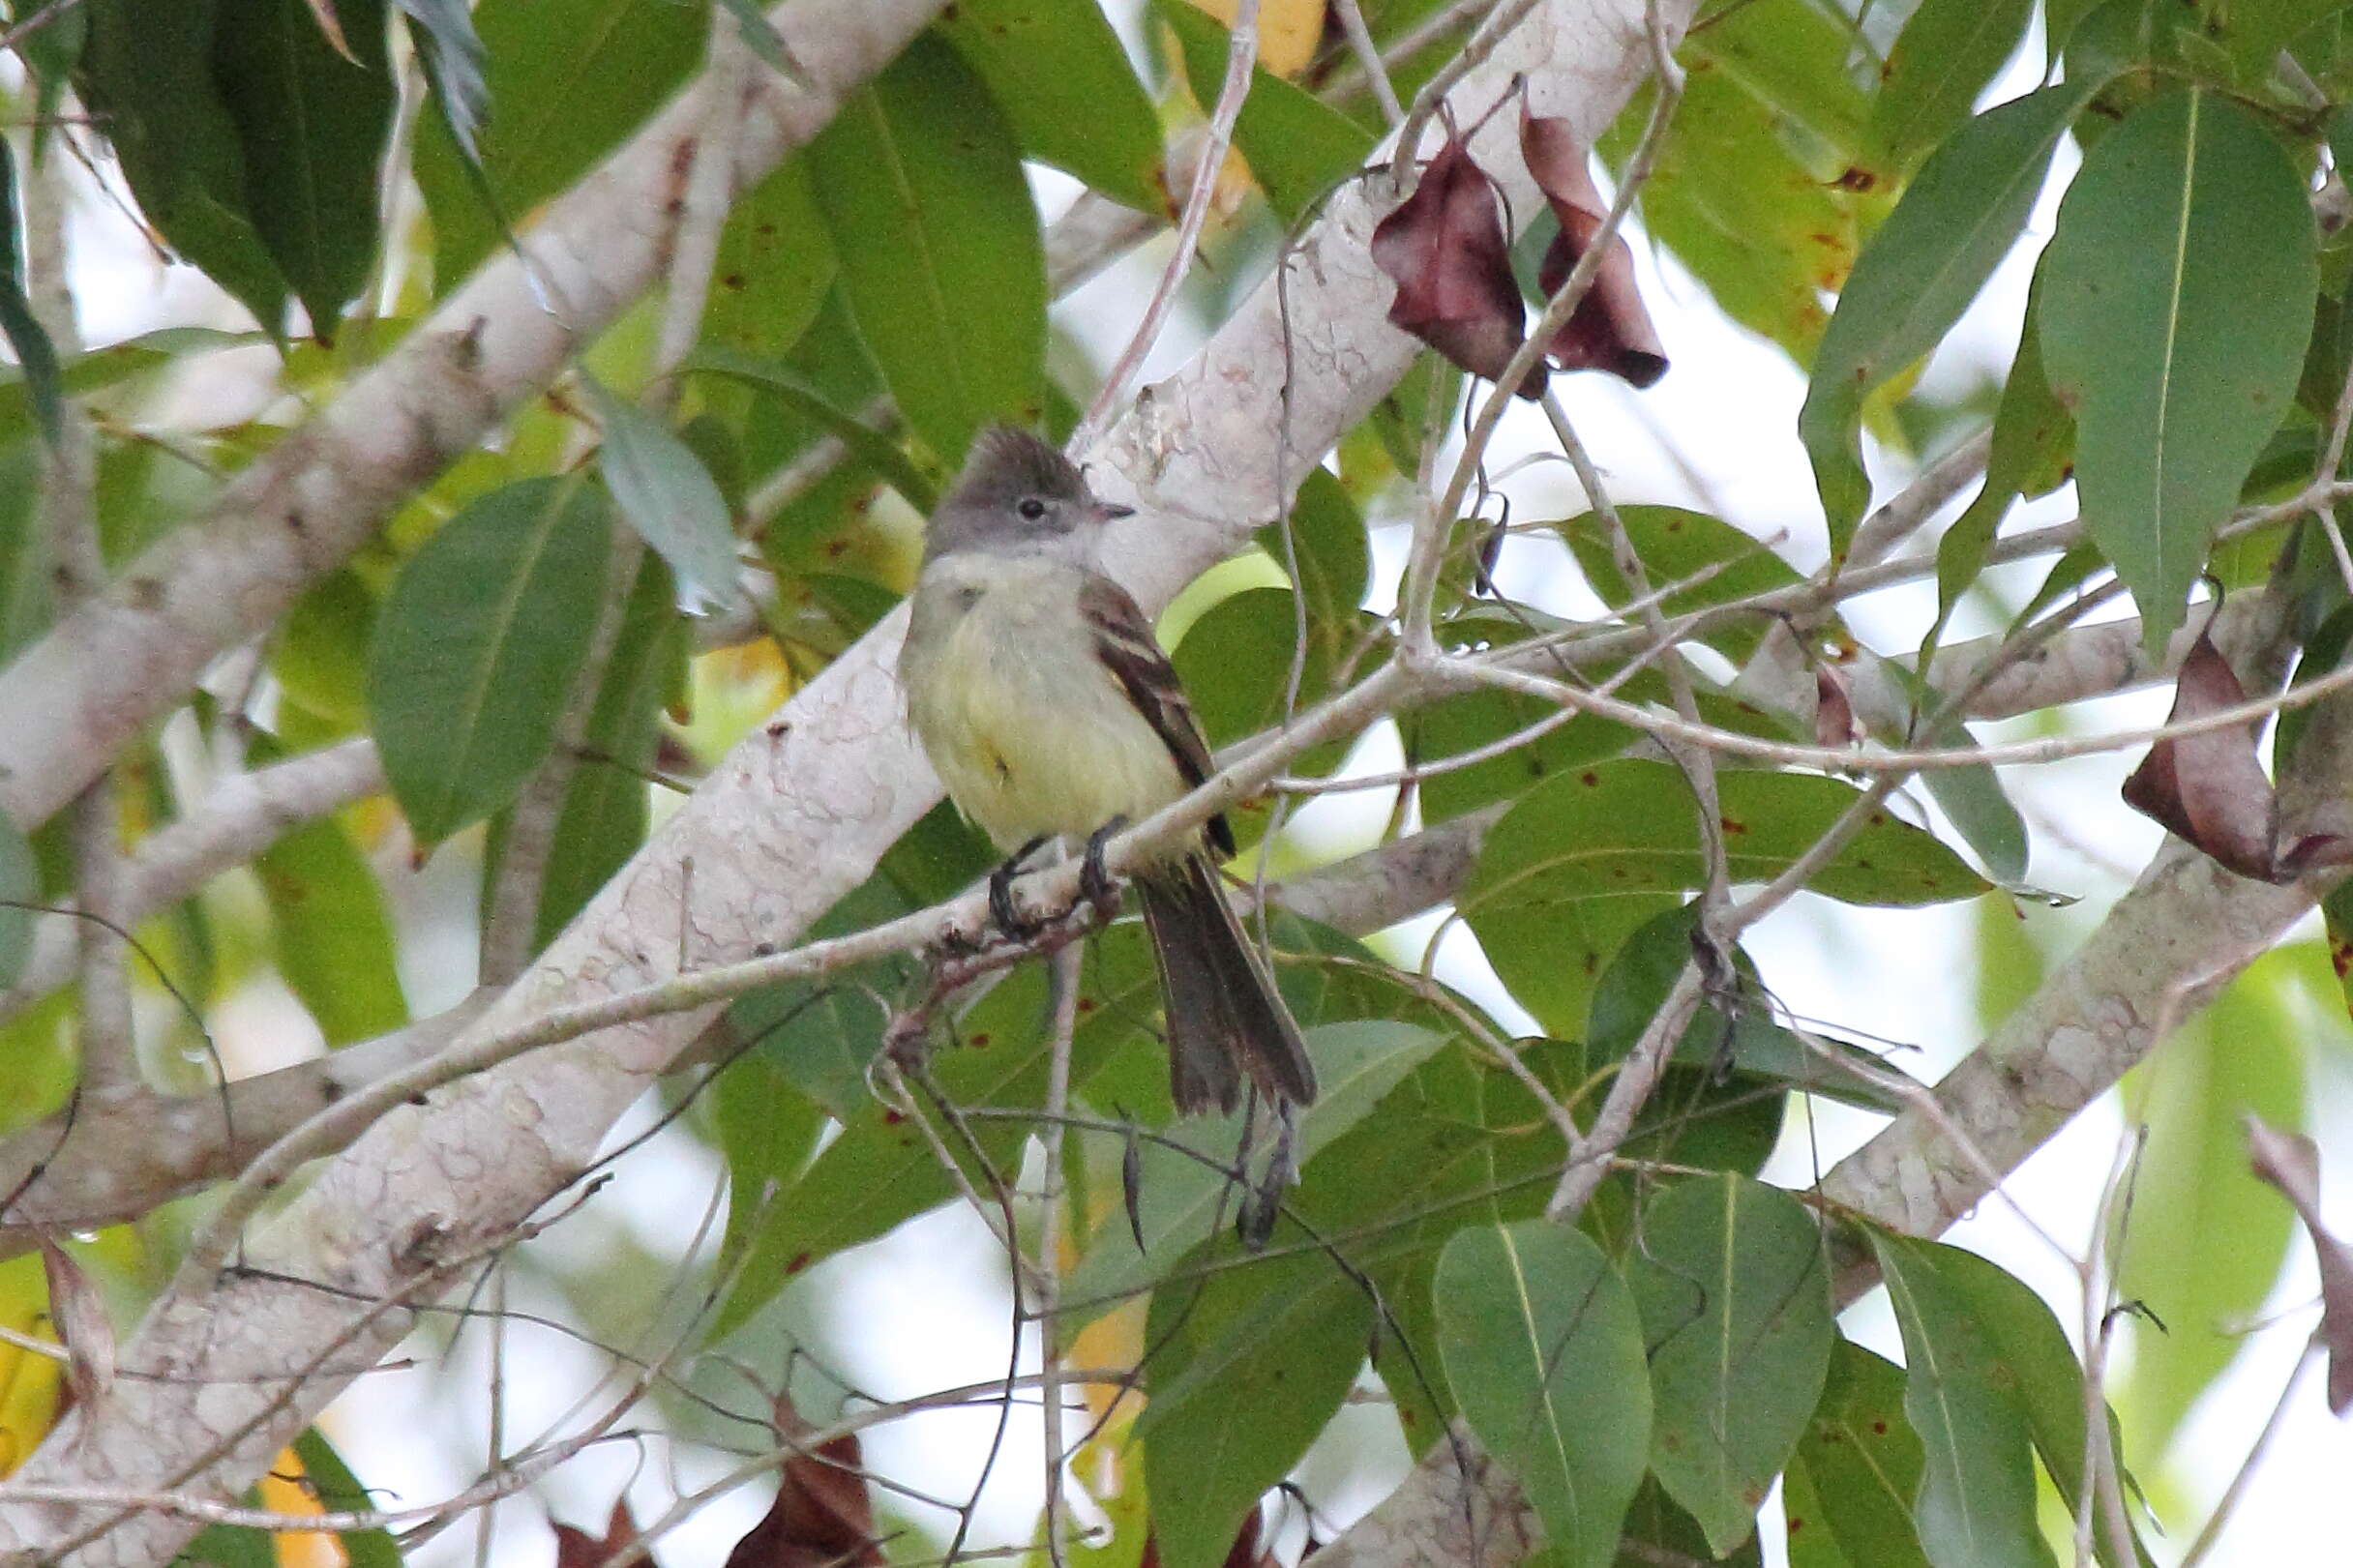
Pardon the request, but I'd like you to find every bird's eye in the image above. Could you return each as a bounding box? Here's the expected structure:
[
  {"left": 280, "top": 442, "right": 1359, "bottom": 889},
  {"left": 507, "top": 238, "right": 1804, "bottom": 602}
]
[{"left": 1017, "top": 497, "right": 1048, "bottom": 521}]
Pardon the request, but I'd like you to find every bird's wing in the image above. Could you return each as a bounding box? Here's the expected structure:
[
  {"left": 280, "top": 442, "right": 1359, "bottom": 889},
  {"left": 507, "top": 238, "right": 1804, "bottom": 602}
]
[{"left": 1077, "top": 572, "right": 1236, "bottom": 858}]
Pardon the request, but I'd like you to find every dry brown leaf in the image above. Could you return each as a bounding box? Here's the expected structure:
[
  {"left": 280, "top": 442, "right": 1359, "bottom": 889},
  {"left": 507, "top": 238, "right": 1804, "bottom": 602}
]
[
  {"left": 1518, "top": 106, "right": 1667, "bottom": 388},
  {"left": 1371, "top": 133, "right": 1544, "bottom": 398},
  {"left": 2245, "top": 1114, "right": 2353, "bottom": 1414},
  {"left": 1814, "top": 665, "right": 1860, "bottom": 749},
  {"left": 552, "top": 1496, "right": 644, "bottom": 1568},
  {"left": 724, "top": 1396, "right": 882, "bottom": 1568},
  {"left": 37, "top": 1235, "right": 110, "bottom": 1417},
  {"left": 2122, "top": 629, "right": 2353, "bottom": 881}
]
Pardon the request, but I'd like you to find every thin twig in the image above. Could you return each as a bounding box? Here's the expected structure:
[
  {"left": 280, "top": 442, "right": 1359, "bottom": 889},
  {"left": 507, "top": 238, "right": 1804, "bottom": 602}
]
[
  {"left": 1037, "top": 941, "right": 1082, "bottom": 1568},
  {"left": 2176, "top": 1338, "right": 2322, "bottom": 1568},
  {"left": 1331, "top": 0, "right": 1406, "bottom": 126},
  {"left": 1073, "top": 0, "right": 1264, "bottom": 449}
]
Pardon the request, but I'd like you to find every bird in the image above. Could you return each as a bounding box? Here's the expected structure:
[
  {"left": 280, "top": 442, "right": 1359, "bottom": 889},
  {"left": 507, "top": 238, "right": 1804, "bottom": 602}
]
[{"left": 898, "top": 426, "right": 1318, "bottom": 1115}]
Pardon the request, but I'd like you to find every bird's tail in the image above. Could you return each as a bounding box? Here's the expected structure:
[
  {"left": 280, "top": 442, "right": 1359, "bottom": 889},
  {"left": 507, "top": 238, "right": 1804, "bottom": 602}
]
[{"left": 1137, "top": 853, "right": 1318, "bottom": 1116}]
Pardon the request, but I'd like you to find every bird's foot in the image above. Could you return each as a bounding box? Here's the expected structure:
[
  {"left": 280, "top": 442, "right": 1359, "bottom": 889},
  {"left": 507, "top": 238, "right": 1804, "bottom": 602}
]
[
  {"left": 1080, "top": 815, "right": 1129, "bottom": 914},
  {"left": 988, "top": 834, "right": 1053, "bottom": 939}
]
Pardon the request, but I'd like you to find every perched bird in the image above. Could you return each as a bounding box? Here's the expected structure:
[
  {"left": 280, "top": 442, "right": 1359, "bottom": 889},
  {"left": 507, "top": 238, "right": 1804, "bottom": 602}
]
[{"left": 899, "top": 427, "right": 1318, "bottom": 1115}]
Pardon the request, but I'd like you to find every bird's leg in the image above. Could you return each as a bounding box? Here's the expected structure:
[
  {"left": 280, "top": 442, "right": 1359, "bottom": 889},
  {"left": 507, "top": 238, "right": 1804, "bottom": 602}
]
[
  {"left": 1080, "top": 816, "right": 1129, "bottom": 914},
  {"left": 989, "top": 834, "right": 1053, "bottom": 937}
]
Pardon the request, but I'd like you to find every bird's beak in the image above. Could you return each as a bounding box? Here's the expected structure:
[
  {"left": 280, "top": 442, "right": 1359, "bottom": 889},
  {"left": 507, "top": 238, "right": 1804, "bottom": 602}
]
[{"left": 1094, "top": 501, "right": 1137, "bottom": 522}]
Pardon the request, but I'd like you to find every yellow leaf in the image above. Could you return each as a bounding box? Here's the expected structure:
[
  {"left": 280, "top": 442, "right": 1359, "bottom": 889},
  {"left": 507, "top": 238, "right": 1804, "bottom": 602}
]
[
  {"left": 1183, "top": 0, "right": 1325, "bottom": 77},
  {"left": 258, "top": 1444, "right": 343, "bottom": 1568},
  {"left": 0, "top": 1255, "right": 60, "bottom": 1477}
]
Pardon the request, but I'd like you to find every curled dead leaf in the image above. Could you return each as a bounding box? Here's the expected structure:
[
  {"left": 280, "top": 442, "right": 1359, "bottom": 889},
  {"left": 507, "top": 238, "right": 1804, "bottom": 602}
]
[
  {"left": 1814, "top": 665, "right": 1860, "bottom": 749},
  {"left": 1371, "top": 133, "right": 1545, "bottom": 399},
  {"left": 2244, "top": 1114, "right": 2353, "bottom": 1414},
  {"left": 1518, "top": 106, "right": 1667, "bottom": 388},
  {"left": 38, "top": 1234, "right": 111, "bottom": 1417},
  {"left": 2122, "top": 627, "right": 2353, "bottom": 881}
]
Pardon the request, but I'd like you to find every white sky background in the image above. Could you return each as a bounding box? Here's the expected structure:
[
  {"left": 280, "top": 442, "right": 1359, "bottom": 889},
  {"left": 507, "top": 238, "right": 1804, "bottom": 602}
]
[{"left": 32, "top": 5, "right": 2353, "bottom": 1564}]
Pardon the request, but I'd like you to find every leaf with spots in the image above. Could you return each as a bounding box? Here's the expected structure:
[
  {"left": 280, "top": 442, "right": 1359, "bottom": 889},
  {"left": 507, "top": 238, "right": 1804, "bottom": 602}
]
[
  {"left": 1783, "top": 1341, "right": 1930, "bottom": 1568},
  {"left": 1868, "top": 1235, "right": 2059, "bottom": 1568}
]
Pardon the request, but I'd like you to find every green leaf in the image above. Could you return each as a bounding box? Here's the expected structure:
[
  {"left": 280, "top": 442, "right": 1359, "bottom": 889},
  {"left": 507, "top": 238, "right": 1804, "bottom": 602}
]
[
  {"left": 76, "top": 0, "right": 287, "bottom": 332},
  {"left": 1603, "top": 71, "right": 1849, "bottom": 363},
  {"left": 1872, "top": 659, "right": 2030, "bottom": 886},
  {"left": 1869, "top": 1234, "right": 2060, "bottom": 1568},
  {"left": 1912, "top": 1240, "right": 2139, "bottom": 1560},
  {"left": 527, "top": 551, "right": 683, "bottom": 946},
  {"left": 727, "top": 870, "right": 924, "bottom": 1122},
  {"left": 714, "top": 1045, "right": 828, "bottom": 1277},
  {"left": 1259, "top": 466, "right": 1369, "bottom": 636},
  {"left": 1171, "top": 586, "right": 1350, "bottom": 811},
  {"left": 688, "top": 345, "right": 937, "bottom": 511},
  {"left": 182, "top": 1506, "right": 275, "bottom": 1568},
  {"left": 806, "top": 34, "right": 1045, "bottom": 463},
  {"left": 2040, "top": 88, "right": 2318, "bottom": 652},
  {"left": 585, "top": 375, "right": 746, "bottom": 612},
  {"left": 1436, "top": 1221, "right": 1651, "bottom": 1568},
  {"left": 710, "top": 930, "right": 1155, "bottom": 1338},
  {"left": 1859, "top": 0, "right": 2037, "bottom": 181},
  {"left": 1628, "top": 1175, "right": 1834, "bottom": 1554},
  {"left": 397, "top": 0, "right": 489, "bottom": 159},
  {"left": 253, "top": 794, "right": 408, "bottom": 1046},
  {"left": 369, "top": 477, "right": 614, "bottom": 847},
  {"left": 1784, "top": 1341, "right": 1931, "bottom": 1568},
  {"left": 1619, "top": 1477, "right": 1765, "bottom": 1567},
  {"left": 1684, "top": 0, "right": 1868, "bottom": 158},
  {"left": 938, "top": 0, "right": 1165, "bottom": 212},
  {"left": 0, "top": 328, "right": 258, "bottom": 450},
  {"left": 1924, "top": 266, "right": 2073, "bottom": 670},
  {"left": 1803, "top": 82, "right": 2097, "bottom": 553},
  {"left": 1559, "top": 506, "right": 1804, "bottom": 662},
  {"left": 1160, "top": 2, "right": 1375, "bottom": 224},
  {"left": 1060, "top": 1021, "right": 1444, "bottom": 1319},
  {"left": 1590, "top": 903, "right": 1905, "bottom": 1113},
  {"left": 701, "top": 157, "right": 838, "bottom": 367},
  {"left": 1139, "top": 1255, "right": 1373, "bottom": 1568},
  {"left": 2117, "top": 948, "right": 2308, "bottom": 1457},
  {"left": 0, "top": 442, "right": 48, "bottom": 666},
  {"left": 0, "top": 146, "right": 59, "bottom": 450},
  {"left": 0, "top": 805, "right": 35, "bottom": 990},
  {"left": 292, "top": 1426, "right": 402, "bottom": 1568},
  {"left": 212, "top": 0, "right": 395, "bottom": 340},
  {"left": 412, "top": 0, "right": 707, "bottom": 287},
  {"left": 1462, "top": 760, "right": 1987, "bottom": 1031},
  {"left": 1405, "top": 683, "right": 1637, "bottom": 824}
]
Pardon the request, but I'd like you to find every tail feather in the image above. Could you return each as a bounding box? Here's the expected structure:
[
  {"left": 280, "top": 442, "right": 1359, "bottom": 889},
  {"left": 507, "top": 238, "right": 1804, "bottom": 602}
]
[{"left": 1137, "top": 854, "right": 1318, "bottom": 1116}]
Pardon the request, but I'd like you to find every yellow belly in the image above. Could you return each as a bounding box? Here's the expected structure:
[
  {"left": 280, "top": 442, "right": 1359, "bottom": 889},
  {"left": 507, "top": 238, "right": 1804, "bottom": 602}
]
[{"left": 904, "top": 559, "right": 1190, "bottom": 852}]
